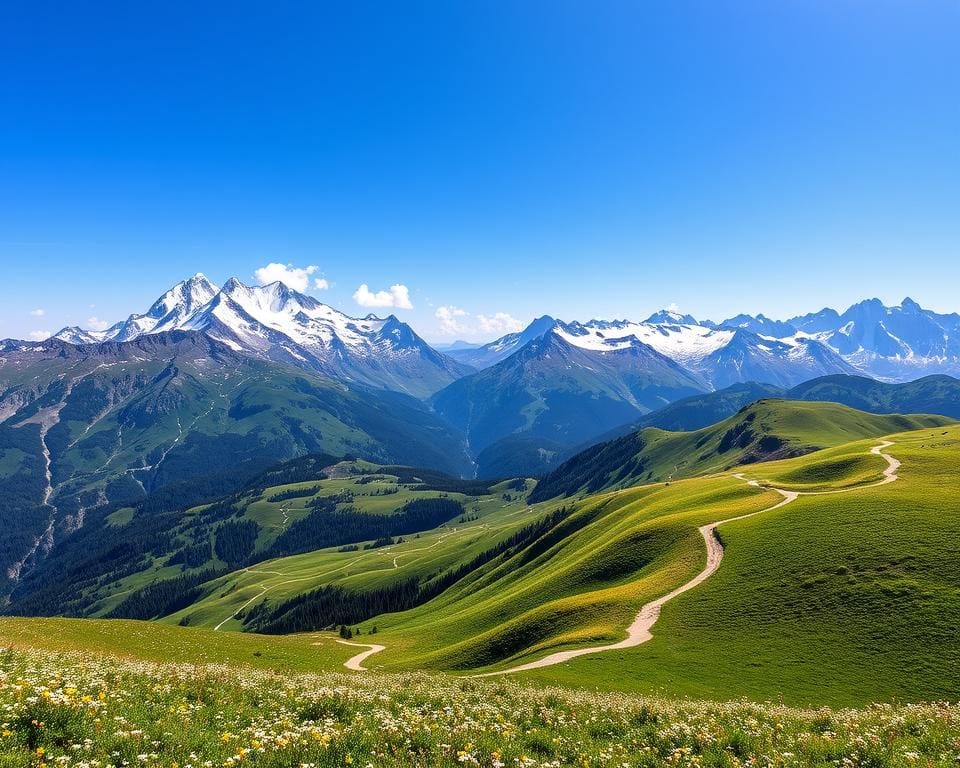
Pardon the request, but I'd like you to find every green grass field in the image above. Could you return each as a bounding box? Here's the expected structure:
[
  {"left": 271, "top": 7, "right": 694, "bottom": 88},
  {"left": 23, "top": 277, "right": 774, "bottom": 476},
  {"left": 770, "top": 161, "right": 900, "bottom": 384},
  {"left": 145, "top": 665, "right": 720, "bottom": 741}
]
[
  {"left": 83, "top": 466, "right": 534, "bottom": 616},
  {"left": 8, "top": 412, "right": 960, "bottom": 713},
  {"left": 143, "top": 473, "right": 545, "bottom": 630},
  {"left": 0, "top": 616, "right": 354, "bottom": 672}
]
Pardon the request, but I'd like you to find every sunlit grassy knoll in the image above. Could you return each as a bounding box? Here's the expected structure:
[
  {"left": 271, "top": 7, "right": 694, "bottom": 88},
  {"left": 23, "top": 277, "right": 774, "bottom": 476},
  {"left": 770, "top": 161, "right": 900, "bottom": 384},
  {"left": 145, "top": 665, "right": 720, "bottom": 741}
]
[{"left": 368, "top": 475, "right": 781, "bottom": 671}]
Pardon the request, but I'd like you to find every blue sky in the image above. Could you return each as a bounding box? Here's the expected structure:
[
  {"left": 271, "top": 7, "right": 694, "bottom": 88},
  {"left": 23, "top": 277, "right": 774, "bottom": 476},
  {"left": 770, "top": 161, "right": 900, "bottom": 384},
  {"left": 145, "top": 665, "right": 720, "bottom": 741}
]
[{"left": 1, "top": 1, "right": 958, "bottom": 342}]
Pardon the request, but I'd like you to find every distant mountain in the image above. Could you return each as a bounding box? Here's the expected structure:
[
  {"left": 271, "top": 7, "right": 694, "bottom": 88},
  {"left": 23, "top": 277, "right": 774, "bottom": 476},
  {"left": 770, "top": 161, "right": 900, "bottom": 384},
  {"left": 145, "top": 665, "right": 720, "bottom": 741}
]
[
  {"left": 786, "top": 374, "right": 960, "bottom": 419},
  {"left": 700, "top": 330, "right": 859, "bottom": 389},
  {"left": 53, "top": 275, "right": 470, "bottom": 397},
  {"left": 644, "top": 309, "right": 699, "bottom": 325},
  {"left": 54, "top": 273, "right": 220, "bottom": 344},
  {"left": 588, "top": 381, "right": 786, "bottom": 443},
  {"left": 628, "top": 298, "right": 960, "bottom": 383},
  {"left": 529, "top": 399, "right": 954, "bottom": 501},
  {"left": 432, "top": 340, "right": 482, "bottom": 351},
  {"left": 566, "top": 373, "right": 960, "bottom": 461},
  {"left": 807, "top": 298, "right": 960, "bottom": 380},
  {"left": 445, "top": 315, "right": 556, "bottom": 369},
  {"left": 718, "top": 313, "right": 797, "bottom": 338},
  {"left": 548, "top": 318, "right": 855, "bottom": 389},
  {"left": 0, "top": 332, "right": 472, "bottom": 593},
  {"left": 432, "top": 326, "right": 707, "bottom": 477},
  {"left": 735, "top": 298, "right": 960, "bottom": 381}
]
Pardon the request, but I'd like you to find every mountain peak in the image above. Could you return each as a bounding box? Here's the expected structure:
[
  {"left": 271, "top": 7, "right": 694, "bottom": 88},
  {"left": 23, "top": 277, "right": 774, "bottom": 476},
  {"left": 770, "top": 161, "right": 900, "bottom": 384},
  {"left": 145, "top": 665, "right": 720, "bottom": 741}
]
[
  {"left": 644, "top": 309, "right": 698, "bottom": 325},
  {"left": 901, "top": 297, "right": 922, "bottom": 312}
]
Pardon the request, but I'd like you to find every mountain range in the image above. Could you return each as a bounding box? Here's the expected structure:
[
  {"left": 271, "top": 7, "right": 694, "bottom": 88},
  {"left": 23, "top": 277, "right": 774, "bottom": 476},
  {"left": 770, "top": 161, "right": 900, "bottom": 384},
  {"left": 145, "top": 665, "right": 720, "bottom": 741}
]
[
  {"left": 7, "top": 278, "right": 956, "bottom": 481},
  {"left": 53, "top": 274, "right": 469, "bottom": 398}
]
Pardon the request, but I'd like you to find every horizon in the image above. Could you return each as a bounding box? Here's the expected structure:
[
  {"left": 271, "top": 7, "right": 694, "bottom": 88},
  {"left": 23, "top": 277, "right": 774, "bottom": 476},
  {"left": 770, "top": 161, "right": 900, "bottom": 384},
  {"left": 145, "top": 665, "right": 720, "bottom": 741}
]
[
  {"left": 9, "top": 268, "right": 953, "bottom": 346},
  {"left": 3, "top": 2, "right": 958, "bottom": 340}
]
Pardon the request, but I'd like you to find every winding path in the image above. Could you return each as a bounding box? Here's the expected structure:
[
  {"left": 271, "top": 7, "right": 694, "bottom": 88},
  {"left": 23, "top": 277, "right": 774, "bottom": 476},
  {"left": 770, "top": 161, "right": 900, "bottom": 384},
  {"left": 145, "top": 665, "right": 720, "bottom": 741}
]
[
  {"left": 336, "top": 640, "right": 387, "bottom": 671},
  {"left": 470, "top": 440, "right": 899, "bottom": 677},
  {"left": 338, "top": 440, "right": 900, "bottom": 674}
]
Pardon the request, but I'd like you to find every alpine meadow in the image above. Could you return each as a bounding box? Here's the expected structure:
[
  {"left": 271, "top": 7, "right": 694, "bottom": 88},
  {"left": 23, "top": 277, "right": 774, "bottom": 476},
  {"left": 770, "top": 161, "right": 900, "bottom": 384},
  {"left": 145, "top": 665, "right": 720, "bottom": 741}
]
[{"left": 2, "top": 3, "right": 960, "bottom": 767}]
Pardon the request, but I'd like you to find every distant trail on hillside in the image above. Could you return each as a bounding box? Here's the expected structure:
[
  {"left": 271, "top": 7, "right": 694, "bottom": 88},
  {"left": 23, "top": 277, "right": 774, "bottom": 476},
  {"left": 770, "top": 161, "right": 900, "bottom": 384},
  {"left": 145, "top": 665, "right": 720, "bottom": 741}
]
[{"left": 467, "top": 439, "right": 899, "bottom": 678}]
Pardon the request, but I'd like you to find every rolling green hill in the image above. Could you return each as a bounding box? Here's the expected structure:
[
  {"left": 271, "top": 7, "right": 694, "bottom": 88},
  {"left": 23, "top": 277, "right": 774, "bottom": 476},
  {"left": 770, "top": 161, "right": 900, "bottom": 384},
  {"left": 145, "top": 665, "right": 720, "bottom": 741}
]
[
  {"left": 529, "top": 399, "right": 953, "bottom": 501},
  {"left": 141, "top": 419, "right": 960, "bottom": 707},
  {"left": 520, "top": 424, "right": 960, "bottom": 705},
  {"left": 573, "top": 375, "right": 960, "bottom": 457},
  {"left": 7, "top": 395, "right": 960, "bottom": 707}
]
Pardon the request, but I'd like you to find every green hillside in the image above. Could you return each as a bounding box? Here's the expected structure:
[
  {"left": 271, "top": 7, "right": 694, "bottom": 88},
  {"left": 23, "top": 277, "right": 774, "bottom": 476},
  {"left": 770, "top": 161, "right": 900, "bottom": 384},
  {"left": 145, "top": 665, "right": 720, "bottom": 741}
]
[
  {"left": 7, "top": 457, "right": 524, "bottom": 619},
  {"left": 7, "top": 399, "right": 960, "bottom": 707},
  {"left": 10, "top": 422, "right": 960, "bottom": 708},
  {"left": 529, "top": 399, "right": 953, "bottom": 500},
  {"left": 520, "top": 424, "right": 960, "bottom": 705},
  {"left": 158, "top": 473, "right": 553, "bottom": 632},
  {"left": 786, "top": 373, "right": 960, "bottom": 418}
]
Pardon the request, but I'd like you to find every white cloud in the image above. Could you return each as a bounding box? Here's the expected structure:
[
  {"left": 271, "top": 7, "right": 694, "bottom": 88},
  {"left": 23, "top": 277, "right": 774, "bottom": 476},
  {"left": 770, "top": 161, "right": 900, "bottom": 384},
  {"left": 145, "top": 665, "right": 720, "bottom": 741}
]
[
  {"left": 353, "top": 283, "right": 414, "bottom": 310},
  {"left": 28, "top": 330, "right": 51, "bottom": 341},
  {"left": 433, "top": 307, "right": 524, "bottom": 338},
  {"left": 253, "top": 262, "right": 327, "bottom": 293},
  {"left": 477, "top": 312, "right": 523, "bottom": 335},
  {"left": 667, "top": 302, "right": 681, "bottom": 313},
  {"left": 86, "top": 316, "right": 111, "bottom": 331},
  {"left": 29, "top": 308, "right": 45, "bottom": 317},
  {"left": 435, "top": 306, "right": 469, "bottom": 335}
]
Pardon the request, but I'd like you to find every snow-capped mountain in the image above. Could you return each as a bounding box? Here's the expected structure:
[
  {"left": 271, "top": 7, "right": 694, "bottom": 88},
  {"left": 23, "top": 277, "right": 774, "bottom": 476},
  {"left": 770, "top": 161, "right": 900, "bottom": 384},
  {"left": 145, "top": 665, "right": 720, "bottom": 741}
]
[
  {"left": 717, "top": 313, "right": 797, "bottom": 339},
  {"left": 643, "top": 309, "right": 699, "bottom": 325},
  {"left": 54, "top": 274, "right": 219, "bottom": 344},
  {"left": 444, "top": 315, "right": 557, "bottom": 369},
  {"left": 458, "top": 297, "right": 960, "bottom": 387},
  {"left": 463, "top": 313, "right": 854, "bottom": 389},
  {"left": 755, "top": 298, "right": 960, "bottom": 381},
  {"left": 52, "top": 275, "right": 470, "bottom": 397},
  {"left": 432, "top": 323, "right": 708, "bottom": 476}
]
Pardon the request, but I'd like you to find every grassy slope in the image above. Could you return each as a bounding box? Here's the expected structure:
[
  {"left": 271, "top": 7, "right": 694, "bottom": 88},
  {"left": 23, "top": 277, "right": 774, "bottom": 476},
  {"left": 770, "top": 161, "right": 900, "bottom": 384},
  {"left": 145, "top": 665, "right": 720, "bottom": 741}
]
[
  {"left": 522, "top": 424, "right": 960, "bottom": 706},
  {"left": 4, "top": 636, "right": 959, "bottom": 768},
  {"left": 361, "top": 477, "right": 780, "bottom": 670},
  {"left": 0, "top": 615, "right": 354, "bottom": 671},
  {"left": 154, "top": 475, "right": 547, "bottom": 630}
]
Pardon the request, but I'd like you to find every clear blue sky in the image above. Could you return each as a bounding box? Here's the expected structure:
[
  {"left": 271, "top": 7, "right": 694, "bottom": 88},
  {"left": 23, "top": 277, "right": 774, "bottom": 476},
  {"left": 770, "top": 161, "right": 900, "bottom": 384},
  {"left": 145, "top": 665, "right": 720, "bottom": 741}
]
[{"left": 2, "top": 1, "right": 958, "bottom": 341}]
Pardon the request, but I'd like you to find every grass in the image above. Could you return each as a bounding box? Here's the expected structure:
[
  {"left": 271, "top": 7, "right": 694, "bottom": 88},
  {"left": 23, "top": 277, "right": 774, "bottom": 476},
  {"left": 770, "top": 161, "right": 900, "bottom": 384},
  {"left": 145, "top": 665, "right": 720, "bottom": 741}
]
[
  {"left": 82, "top": 466, "right": 529, "bottom": 616},
  {"left": 2, "top": 637, "right": 960, "bottom": 768},
  {"left": 160, "top": 475, "right": 552, "bottom": 630},
  {"left": 369, "top": 477, "right": 780, "bottom": 672},
  {"left": 0, "top": 616, "right": 355, "bottom": 672},
  {"left": 520, "top": 425, "right": 960, "bottom": 706}
]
